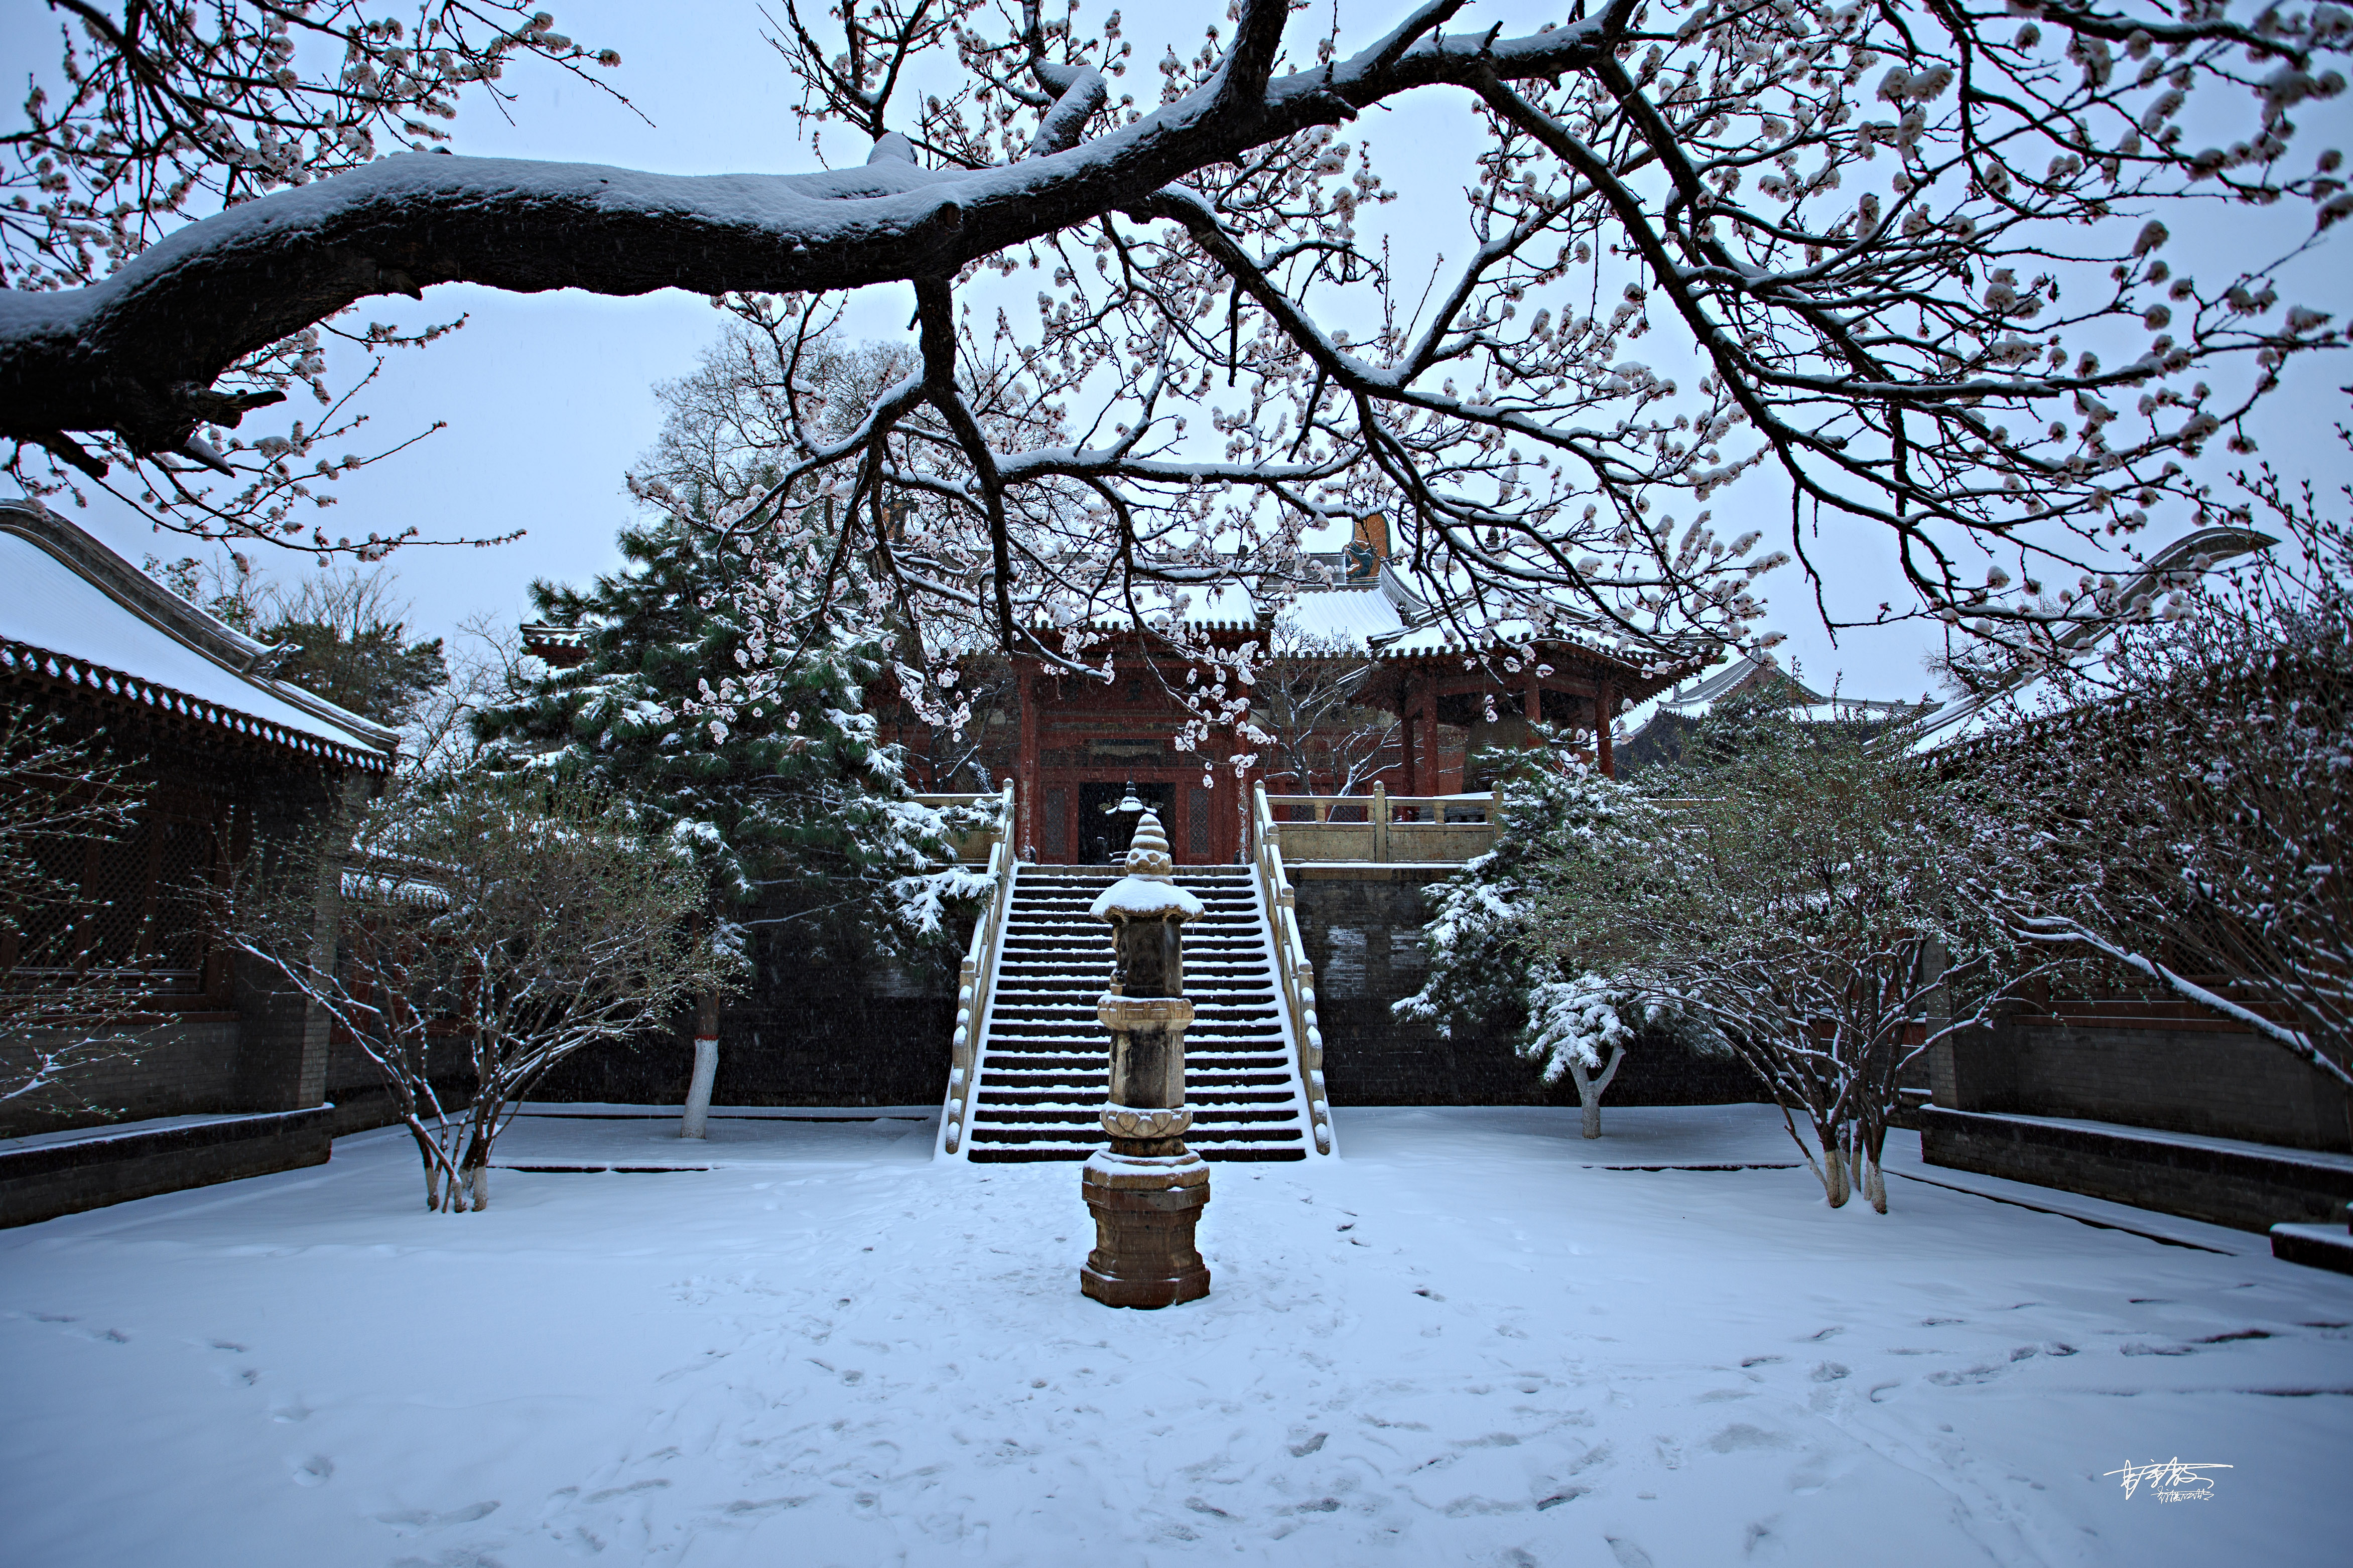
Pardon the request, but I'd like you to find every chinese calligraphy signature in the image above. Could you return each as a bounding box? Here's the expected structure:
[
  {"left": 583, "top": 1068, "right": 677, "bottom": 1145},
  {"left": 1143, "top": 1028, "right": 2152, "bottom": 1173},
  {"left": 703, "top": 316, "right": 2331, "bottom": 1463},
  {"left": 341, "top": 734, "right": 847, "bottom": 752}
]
[{"left": 2104, "top": 1458, "right": 2233, "bottom": 1502}]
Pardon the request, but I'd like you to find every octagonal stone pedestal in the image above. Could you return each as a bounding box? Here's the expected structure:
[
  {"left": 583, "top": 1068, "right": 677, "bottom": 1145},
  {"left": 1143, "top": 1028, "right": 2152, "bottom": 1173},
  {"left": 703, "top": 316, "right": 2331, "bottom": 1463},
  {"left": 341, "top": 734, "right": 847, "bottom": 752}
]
[{"left": 1080, "top": 1148, "right": 1211, "bottom": 1308}]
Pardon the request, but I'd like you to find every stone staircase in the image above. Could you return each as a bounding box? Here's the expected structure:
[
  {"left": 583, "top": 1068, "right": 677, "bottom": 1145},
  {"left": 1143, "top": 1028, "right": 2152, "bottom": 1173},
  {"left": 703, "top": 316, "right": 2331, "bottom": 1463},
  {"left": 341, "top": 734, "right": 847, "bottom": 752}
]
[{"left": 951, "top": 865, "right": 1315, "bottom": 1163}]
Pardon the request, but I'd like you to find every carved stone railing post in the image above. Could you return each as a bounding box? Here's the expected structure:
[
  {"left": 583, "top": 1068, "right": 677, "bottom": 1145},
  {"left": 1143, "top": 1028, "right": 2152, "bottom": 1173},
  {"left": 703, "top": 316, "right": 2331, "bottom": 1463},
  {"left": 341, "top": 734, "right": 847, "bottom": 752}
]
[{"left": 1080, "top": 808, "right": 1210, "bottom": 1309}]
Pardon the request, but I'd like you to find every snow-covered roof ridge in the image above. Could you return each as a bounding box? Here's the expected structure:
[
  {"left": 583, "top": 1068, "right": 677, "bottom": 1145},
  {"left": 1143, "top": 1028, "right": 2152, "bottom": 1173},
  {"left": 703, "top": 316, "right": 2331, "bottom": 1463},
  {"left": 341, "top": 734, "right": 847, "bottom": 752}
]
[
  {"left": 1, "top": 500, "right": 278, "bottom": 675},
  {"left": 0, "top": 501, "right": 399, "bottom": 766},
  {"left": 1905, "top": 523, "right": 2278, "bottom": 755}
]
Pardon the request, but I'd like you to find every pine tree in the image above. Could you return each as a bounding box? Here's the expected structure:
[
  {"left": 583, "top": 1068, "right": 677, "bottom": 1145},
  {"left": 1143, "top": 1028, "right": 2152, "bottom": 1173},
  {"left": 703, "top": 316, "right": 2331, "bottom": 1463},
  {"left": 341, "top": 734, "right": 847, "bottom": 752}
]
[{"left": 471, "top": 515, "right": 992, "bottom": 1130}]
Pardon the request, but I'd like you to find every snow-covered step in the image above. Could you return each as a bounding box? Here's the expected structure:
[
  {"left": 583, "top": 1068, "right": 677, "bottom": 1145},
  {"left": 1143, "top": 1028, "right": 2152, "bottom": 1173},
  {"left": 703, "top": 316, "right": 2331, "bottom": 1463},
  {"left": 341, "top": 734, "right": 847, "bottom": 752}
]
[{"left": 947, "top": 864, "right": 1316, "bottom": 1164}]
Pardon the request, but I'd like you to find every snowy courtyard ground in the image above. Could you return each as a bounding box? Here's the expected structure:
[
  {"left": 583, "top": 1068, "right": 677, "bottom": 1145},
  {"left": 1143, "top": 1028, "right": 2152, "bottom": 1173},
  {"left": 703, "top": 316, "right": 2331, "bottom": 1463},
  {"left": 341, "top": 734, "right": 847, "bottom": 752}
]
[{"left": 4, "top": 1104, "right": 2349, "bottom": 1567}]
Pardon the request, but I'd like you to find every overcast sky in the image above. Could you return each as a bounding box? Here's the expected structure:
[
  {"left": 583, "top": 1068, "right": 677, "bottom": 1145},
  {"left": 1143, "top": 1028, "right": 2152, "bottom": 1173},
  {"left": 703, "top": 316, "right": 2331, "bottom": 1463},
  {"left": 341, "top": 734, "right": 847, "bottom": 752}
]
[{"left": 12, "top": 1, "right": 2352, "bottom": 701}]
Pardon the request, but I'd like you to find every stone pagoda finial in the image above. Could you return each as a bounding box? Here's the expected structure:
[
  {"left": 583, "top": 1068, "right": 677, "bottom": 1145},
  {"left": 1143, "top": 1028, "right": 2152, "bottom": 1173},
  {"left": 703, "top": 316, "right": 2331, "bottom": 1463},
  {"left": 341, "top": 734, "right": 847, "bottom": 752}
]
[{"left": 1087, "top": 808, "right": 1202, "bottom": 921}]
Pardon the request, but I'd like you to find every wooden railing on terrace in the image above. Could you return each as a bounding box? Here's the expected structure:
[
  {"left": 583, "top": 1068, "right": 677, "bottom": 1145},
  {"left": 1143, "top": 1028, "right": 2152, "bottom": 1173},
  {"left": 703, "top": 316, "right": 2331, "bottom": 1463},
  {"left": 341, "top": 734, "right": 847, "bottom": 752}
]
[{"left": 1258, "top": 782, "right": 1503, "bottom": 864}]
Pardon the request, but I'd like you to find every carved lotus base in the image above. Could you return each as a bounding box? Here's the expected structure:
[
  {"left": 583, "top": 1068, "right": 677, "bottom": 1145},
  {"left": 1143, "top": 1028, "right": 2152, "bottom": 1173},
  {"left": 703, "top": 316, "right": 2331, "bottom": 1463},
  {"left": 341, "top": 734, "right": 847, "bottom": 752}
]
[
  {"left": 1100, "top": 1102, "right": 1193, "bottom": 1139},
  {"left": 1079, "top": 1150, "right": 1211, "bottom": 1310}
]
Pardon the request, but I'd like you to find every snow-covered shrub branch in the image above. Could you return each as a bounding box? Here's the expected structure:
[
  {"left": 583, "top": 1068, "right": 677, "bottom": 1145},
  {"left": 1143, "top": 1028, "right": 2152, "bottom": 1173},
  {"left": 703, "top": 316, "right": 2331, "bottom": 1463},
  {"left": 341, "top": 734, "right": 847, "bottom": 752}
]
[
  {"left": 217, "top": 772, "right": 739, "bottom": 1211},
  {"left": 0, "top": 703, "right": 157, "bottom": 1114},
  {"left": 1972, "top": 432, "right": 2353, "bottom": 1096},
  {"left": 1531, "top": 689, "right": 2062, "bottom": 1208}
]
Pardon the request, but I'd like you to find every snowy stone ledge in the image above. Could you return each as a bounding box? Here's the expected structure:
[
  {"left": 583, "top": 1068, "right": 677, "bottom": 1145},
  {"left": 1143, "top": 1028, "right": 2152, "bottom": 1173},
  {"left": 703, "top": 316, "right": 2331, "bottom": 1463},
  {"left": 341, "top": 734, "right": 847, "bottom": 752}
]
[{"left": 1, "top": 1106, "right": 335, "bottom": 1228}]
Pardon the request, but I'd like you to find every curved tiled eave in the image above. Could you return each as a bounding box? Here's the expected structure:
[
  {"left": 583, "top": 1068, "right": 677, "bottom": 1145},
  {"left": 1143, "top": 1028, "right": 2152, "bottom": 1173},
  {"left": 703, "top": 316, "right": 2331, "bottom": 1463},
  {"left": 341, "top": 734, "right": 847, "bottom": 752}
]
[
  {"left": 2, "top": 636, "right": 390, "bottom": 772},
  {"left": 1367, "top": 640, "right": 1710, "bottom": 707}
]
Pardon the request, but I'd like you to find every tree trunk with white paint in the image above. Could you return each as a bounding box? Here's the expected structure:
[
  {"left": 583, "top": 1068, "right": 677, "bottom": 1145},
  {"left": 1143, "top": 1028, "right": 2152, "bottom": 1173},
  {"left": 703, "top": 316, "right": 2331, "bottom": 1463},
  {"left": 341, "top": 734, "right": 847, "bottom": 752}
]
[
  {"left": 681, "top": 985, "right": 721, "bottom": 1139},
  {"left": 1567, "top": 1042, "right": 1627, "bottom": 1140}
]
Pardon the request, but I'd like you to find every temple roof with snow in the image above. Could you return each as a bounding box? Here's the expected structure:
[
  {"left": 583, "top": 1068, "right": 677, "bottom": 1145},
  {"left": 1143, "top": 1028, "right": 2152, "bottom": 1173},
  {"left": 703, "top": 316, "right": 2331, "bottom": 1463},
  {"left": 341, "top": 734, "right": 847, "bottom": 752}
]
[{"left": 0, "top": 502, "right": 399, "bottom": 771}]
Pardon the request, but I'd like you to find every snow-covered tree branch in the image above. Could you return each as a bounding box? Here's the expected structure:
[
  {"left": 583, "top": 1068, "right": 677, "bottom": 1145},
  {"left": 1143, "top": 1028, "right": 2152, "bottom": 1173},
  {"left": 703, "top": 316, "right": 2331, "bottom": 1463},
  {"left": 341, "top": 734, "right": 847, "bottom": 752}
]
[
  {"left": 6, "top": 1, "right": 629, "bottom": 553},
  {"left": 7, "top": 0, "right": 2346, "bottom": 659}
]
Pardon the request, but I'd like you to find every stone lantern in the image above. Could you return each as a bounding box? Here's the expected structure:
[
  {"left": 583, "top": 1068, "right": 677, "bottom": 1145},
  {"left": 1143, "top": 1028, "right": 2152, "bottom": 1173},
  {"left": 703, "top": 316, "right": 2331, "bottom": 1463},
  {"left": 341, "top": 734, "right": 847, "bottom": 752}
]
[{"left": 1080, "top": 808, "right": 1211, "bottom": 1308}]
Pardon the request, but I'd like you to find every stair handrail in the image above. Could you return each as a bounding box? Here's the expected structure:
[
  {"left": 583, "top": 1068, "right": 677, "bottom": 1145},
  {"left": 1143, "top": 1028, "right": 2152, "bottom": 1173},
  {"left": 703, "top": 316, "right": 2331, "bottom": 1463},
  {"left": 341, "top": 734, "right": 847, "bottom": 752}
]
[
  {"left": 1251, "top": 781, "right": 1335, "bottom": 1155},
  {"left": 944, "top": 780, "right": 1017, "bottom": 1156}
]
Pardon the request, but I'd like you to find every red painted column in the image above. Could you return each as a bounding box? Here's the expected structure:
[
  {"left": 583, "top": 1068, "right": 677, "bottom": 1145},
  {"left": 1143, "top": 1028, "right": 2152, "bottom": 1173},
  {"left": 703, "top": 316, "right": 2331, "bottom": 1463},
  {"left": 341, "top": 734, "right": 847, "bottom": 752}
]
[
  {"left": 1399, "top": 690, "right": 1420, "bottom": 800},
  {"left": 1422, "top": 679, "right": 1444, "bottom": 799},
  {"left": 1525, "top": 661, "right": 1545, "bottom": 748},
  {"left": 1017, "top": 662, "right": 1041, "bottom": 860},
  {"left": 1596, "top": 678, "right": 1617, "bottom": 777}
]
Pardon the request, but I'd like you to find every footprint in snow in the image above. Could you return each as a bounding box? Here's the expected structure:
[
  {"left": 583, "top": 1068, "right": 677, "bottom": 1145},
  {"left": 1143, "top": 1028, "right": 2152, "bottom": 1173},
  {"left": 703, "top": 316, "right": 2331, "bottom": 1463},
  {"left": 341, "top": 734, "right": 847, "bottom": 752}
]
[
  {"left": 291, "top": 1455, "right": 334, "bottom": 1487},
  {"left": 1606, "top": 1537, "right": 1657, "bottom": 1568},
  {"left": 1707, "top": 1423, "right": 1792, "bottom": 1453},
  {"left": 373, "top": 1502, "right": 500, "bottom": 1532},
  {"left": 1287, "top": 1432, "right": 1328, "bottom": 1457},
  {"left": 720, "top": 1496, "right": 812, "bottom": 1518}
]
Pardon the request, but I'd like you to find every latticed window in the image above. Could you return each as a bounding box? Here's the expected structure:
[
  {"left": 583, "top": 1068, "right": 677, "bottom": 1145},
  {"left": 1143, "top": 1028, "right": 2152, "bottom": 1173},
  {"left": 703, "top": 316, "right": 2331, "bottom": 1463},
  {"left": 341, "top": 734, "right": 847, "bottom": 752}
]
[{"left": 12, "top": 779, "right": 224, "bottom": 994}]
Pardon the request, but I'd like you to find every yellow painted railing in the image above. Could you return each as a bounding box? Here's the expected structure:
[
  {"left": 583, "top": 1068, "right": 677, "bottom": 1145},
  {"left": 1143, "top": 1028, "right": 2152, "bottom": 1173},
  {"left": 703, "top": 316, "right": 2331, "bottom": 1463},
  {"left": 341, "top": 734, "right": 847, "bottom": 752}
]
[
  {"left": 1249, "top": 783, "right": 1336, "bottom": 1155},
  {"left": 940, "top": 781, "right": 1016, "bottom": 1156},
  {"left": 1257, "top": 782, "right": 1503, "bottom": 864}
]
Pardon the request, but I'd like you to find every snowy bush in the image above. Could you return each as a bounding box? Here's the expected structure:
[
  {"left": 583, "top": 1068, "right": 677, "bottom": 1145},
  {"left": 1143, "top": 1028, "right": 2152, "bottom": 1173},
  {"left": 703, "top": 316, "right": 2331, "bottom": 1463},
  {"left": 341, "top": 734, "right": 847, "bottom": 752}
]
[
  {"left": 1399, "top": 737, "right": 1720, "bottom": 1138},
  {"left": 1980, "top": 444, "right": 2353, "bottom": 1098},
  {"left": 218, "top": 773, "right": 741, "bottom": 1211},
  {"left": 1519, "top": 975, "right": 1728, "bottom": 1141},
  {"left": 1533, "top": 689, "right": 2055, "bottom": 1210}
]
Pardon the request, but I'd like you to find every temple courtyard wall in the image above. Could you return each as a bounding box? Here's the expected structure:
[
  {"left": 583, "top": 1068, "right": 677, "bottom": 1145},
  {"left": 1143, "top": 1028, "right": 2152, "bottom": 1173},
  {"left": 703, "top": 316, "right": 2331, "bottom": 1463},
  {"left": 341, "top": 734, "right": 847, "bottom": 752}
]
[{"left": 529, "top": 866, "right": 1763, "bottom": 1114}]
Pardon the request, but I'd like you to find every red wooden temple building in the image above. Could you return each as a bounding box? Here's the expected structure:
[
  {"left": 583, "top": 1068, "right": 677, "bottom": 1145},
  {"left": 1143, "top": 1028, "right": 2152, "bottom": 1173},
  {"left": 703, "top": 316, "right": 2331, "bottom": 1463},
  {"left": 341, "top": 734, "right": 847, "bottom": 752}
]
[{"left": 525, "top": 525, "right": 1705, "bottom": 868}]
